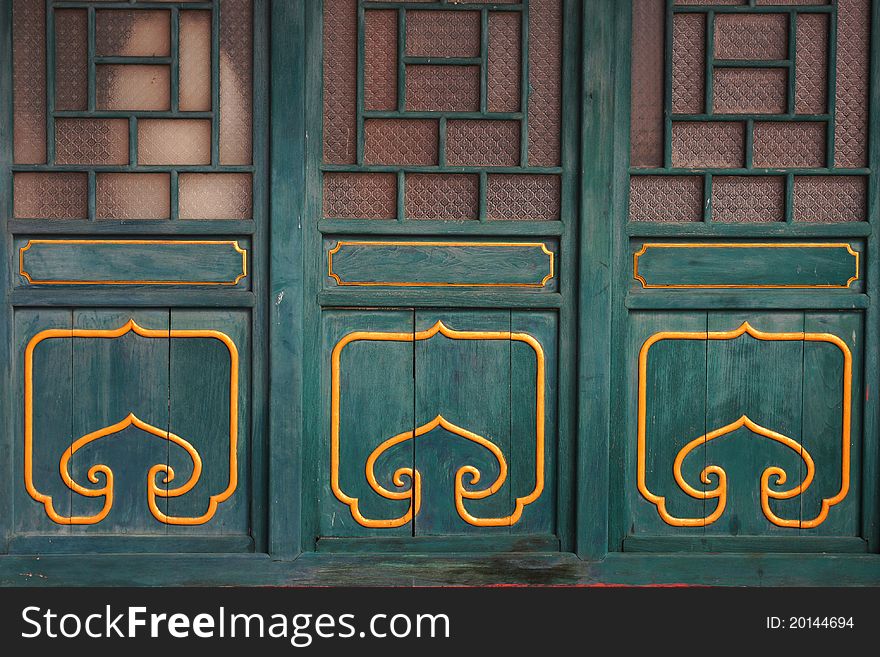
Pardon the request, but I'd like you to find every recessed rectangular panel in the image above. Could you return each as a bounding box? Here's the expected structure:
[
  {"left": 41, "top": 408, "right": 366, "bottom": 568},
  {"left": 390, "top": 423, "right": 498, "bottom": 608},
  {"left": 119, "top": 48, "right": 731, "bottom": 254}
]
[
  {"left": 633, "top": 243, "right": 859, "bottom": 289},
  {"left": 326, "top": 240, "right": 556, "bottom": 289},
  {"left": 18, "top": 240, "right": 248, "bottom": 286}
]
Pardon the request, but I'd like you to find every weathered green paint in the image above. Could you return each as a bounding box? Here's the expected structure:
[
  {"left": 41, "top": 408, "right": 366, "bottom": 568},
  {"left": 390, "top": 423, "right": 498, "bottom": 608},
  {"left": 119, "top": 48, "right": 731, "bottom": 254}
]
[
  {"left": 320, "top": 309, "right": 415, "bottom": 538},
  {"left": 1, "top": 0, "right": 269, "bottom": 556},
  {"left": 17, "top": 239, "right": 249, "bottom": 287},
  {"left": 167, "top": 309, "right": 251, "bottom": 538},
  {"left": 633, "top": 242, "right": 860, "bottom": 290},
  {"left": 413, "top": 310, "right": 512, "bottom": 536},
  {"left": 324, "top": 240, "right": 557, "bottom": 290}
]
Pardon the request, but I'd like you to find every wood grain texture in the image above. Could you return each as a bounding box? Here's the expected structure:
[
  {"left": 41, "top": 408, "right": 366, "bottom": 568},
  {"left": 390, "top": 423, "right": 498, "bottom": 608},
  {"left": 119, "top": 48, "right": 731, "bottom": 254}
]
[
  {"left": 69, "top": 309, "right": 170, "bottom": 535},
  {"left": 167, "top": 309, "right": 250, "bottom": 538},
  {"left": 13, "top": 309, "right": 73, "bottom": 536},
  {"left": 633, "top": 242, "right": 860, "bottom": 289},
  {"left": 325, "top": 240, "right": 556, "bottom": 289},
  {"left": 801, "top": 312, "right": 861, "bottom": 537},
  {"left": 17, "top": 239, "right": 248, "bottom": 287},
  {"left": 630, "top": 312, "right": 707, "bottom": 536},
  {"left": 704, "top": 312, "right": 805, "bottom": 537},
  {"left": 1, "top": 552, "right": 879, "bottom": 587},
  {"left": 320, "top": 309, "right": 415, "bottom": 538},
  {"left": 414, "top": 310, "right": 512, "bottom": 536}
]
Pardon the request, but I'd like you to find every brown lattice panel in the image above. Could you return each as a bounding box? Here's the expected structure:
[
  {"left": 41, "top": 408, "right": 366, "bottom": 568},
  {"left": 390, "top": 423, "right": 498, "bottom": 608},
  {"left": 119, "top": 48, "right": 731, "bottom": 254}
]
[
  {"left": 630, "top": 0, "right": 869, "bottom": 224},
  {"left": 11, "top": 0, "right": 256, "bottom": 221},
  {"left": 322, "top": 0, "right": 564, "bottom": 221}
]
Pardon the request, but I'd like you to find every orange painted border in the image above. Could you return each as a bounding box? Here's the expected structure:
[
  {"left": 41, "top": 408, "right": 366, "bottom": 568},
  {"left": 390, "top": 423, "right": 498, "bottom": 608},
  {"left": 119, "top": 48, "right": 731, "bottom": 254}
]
[
  {"left": 637, "top": 321, "right": 851, "bottom": 528},
  {"left": 24, "top": 319, "right": 239, "bottom": 525},
  {"left": 330, "top": 320, "right": 545, "bottom": 528},
  {"left": 633, "top": 242, "right": 859, "bottom": 289},
  {"left": 19, "top": 240, "right": 247, "bottom": 286}
]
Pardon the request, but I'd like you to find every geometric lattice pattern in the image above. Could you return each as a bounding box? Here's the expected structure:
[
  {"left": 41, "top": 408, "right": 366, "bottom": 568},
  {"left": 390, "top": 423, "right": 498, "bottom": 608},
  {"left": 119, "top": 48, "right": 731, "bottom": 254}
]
[
  {"left": 12, "top": 0, "right": 253, "bottom": 220},
  {"left": 323, "top": 0, "right": 562, "bottom": 221},
  {"left": 630, "top": 0, "right": 869, "bottom": 223}
]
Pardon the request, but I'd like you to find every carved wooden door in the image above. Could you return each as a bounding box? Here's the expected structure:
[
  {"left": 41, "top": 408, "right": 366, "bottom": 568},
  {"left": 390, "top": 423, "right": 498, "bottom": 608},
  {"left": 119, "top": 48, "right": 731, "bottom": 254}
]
[
  {"left": 621, "top": 0, "right": 871, "bottom": 553},
  {"left": 5, "top": 0, "right": 265, "bottom": 553},
  {"left": 311, "top": 0, "right": 574, "bottom": 549}
]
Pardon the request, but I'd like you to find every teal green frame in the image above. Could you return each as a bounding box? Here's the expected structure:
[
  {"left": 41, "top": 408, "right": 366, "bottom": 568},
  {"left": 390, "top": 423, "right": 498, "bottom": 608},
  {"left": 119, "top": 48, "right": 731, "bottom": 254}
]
[
  {"left": 0, "top": 0, "right": 271, "bottom": 555},
  {"left": 0, "top": 0, "right": 878, "bottom": 585}
]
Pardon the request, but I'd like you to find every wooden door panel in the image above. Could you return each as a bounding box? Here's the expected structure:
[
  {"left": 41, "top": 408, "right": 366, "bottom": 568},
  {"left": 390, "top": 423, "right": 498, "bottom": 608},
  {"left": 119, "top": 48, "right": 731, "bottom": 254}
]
[
  {"left": 13, "top": 309, "right": 74, "bottom": 537},
  {"left": 413, "top": 310, "right": 513, "bottom": 536},
  {"left": 510, "top": 311, "right": 557, "bottom": 536},
  {"left": 69, "top": 309, "right": 170, "bottom": 535},
  {"left": 629, "top": 311, "right": 708, "bottom": 537},
  {"left": 704, "top": 312, "right": 805, "bottom": 537},
  {"left": 801, "top": 313, "right": 862, "bottom": 538},
  {"left": 319, "top": 308, "right": 557, "bottom": 539},
  {"left": 167, "top": 309, "right": 251, "bottom": 536},
  {"left": 320, "top": 309, "right": 416, "bottom": 538},
  {"left": 12, "top": 307, "right": 252, "bottom": 549},
  {"left": 628, "top": 310, "right": 863, "bottom": 548},
  {"left": 4, "top": 0, "right": 264, "bottom": 554}
]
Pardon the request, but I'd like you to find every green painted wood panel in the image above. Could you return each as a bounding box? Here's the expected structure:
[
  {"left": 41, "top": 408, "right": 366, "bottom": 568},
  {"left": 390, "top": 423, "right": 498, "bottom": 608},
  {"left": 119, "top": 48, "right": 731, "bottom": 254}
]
[
  {"left": 633, "top": 242, "right": 861, "bottom": 289},
  {"left": 17, "top": 239, "right": 249, "bottom": 287},
  {"left": 317, "top": 308, "right": 559, "bottom": 541},
  {"left": 167, "top": 309, "right": 250, "bottom": 538},
  {"left": 801, "top": 312, "right": 862, "bottom": 537},
  {"left": 704, "top": 312, "right": 805, "bottom": 537},
  {"left": 69, "top": 309, "right": 170, "bottom": 535},
  {"left": 320, "top": 309, "right": 415, "bottom": 538},
  {"left": 627, "top": 310, "right": 863, "bottom": 547},
  {"left": 510, "top": 310, "right": 557, "bottom": 536},
  {"left": 13, "top": 309, "right": 73, "bottom": 537},
  {"left": 629, "top": 311, "right": 708, "bottom": 537},
  {"left": 413, "top": 310, "right": 512, "bottom": 536},
  {"left": 325, "top": 239, "right": 557, "bottom": 290}
]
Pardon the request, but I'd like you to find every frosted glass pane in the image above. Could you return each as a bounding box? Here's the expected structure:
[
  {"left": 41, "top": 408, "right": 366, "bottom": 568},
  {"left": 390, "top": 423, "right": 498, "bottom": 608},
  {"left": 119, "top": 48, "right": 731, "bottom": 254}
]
[
  {"left": 219, "top": 0, "right": 253, "bottom": 164},
  {"left": 138, "top": 119, "right": 211, "bottom": 165},
  {"left": 96, "top": 65, "right": 171, "bottom": 111},
  {"left": 56, "top": 119, "right": 129, "bottom": 165},
  {"left": 14, "top": 173, "right": 88, "bottom": 219},
  {"left": 179, "top": 10, "right": 212, "bottom": 111},
  {"left": 12, "top": 0, "right": 46, "bottom": 163},
  {"left": 96, "top": 10, "right": 171, "bottom": 56},
  {"left": 179, "top": 173, "right": 252, "bottom": 219},
  {"left": 55, "top": 9, "right": 88, "bottom": 112},
  {"left": 96, "top": 173, "right": 171, "bottom": 220}
]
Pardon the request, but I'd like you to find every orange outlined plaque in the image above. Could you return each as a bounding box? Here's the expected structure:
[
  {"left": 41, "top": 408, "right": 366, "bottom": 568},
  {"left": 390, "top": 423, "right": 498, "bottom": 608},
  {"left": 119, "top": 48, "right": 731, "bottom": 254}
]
[
  {"left": 24, "top": 319, "right": 239, "bottom": 526},
  {"left": 20, "top": 240, "right": 247, "bottom": 286},
  {"left": 633, "top": 242, "right": 859, "bottom": 289},
  {"left": 331, "top": 321, "right": 546, "bottom": 528},
  {"left": 637, "top": 321, "right": 852, "bottom": 528}
]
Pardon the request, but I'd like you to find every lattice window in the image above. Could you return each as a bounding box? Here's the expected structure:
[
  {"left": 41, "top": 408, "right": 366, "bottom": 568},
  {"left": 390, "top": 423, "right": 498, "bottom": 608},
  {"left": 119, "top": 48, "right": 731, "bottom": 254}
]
[
  {"left": 630, "top": 0, "right": 870, "bottom": 223},
  {"left": 322, "top": 0, "right": 563, "bottom": 221},
  {"left": 12, "top": 0, "right": 254, "bottom": 220}
]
